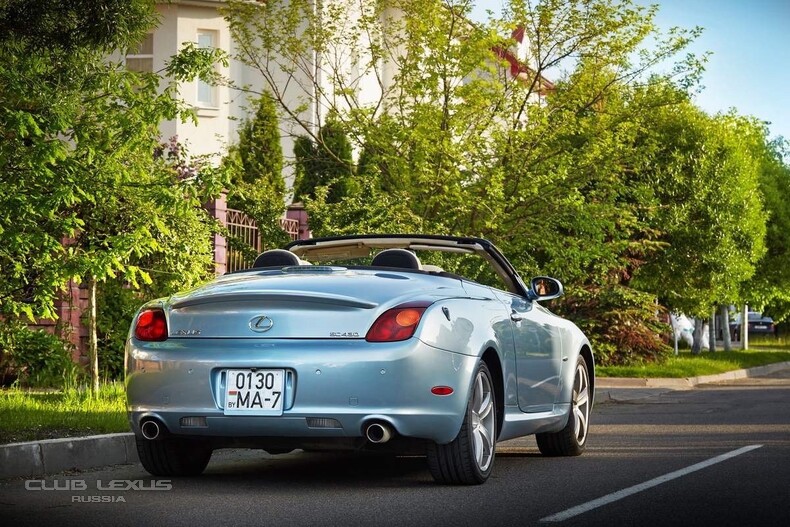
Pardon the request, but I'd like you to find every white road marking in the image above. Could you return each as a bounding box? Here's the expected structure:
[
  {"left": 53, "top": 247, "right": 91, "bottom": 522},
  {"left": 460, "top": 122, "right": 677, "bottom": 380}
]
[{"left": 539, "top": 444, "right": 763, "bottom": 523}]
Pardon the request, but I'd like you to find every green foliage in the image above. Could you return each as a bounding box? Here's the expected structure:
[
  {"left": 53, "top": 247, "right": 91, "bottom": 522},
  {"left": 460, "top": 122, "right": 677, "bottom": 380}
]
[
  {"left": 167, "top": 41, "right": 229, "bottom": 87},
  {"left": 356, "top": 115, "right": 417, "bottom": 193},
  {"left": 0, "top": 0, "right": 228, "bottom": 388},
  {"left": 292, "top": 135, "right": 315, "bottom": 200},
  {"left": 744, "top": 138, "right": 790, "bottom": 321},
  {"left": 305, "top": 179, "right": 426, "bottom": 236},
  {"left": 293, "top": 116, "right": 356, "bottom": 203},
  {"left": 94, "top": 285, "right": 138, "bottom": 380},
  {"left": 236, "top": 94, "right": 285, "bottom": 189},
  {"left": 0, "top": 323, "right": 83, "bottom": 388},
  {"left": 628, "top": 106, "right": 767, "bottom": 316},
  {"left": 554, "top": 285, "right": 672, "bottom": 366},
  {"left": 226, "top": 94, "right": 290, "bottom": 250},
  {"left": 93, "top": 138, "right": 219, "bottom": 380},
  {"left": 0, "top": 0, "right": 227, "bottom": 324},
  {"left": 222, "top": 0, "right": 786, "bottom": 365},
  {"left": 0, "top": 0, "right": 158, "bottom": 52}
]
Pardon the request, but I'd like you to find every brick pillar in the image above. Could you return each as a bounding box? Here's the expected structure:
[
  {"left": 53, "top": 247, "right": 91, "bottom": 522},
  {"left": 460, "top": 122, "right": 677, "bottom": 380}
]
[
  {"left": 52, "top": 237, "right": 87, "bottom": 362},
  {"left": 286, "top": 202, "right": 311, "bottom": 240},
  {"left": 206, "top": 192, "right": 228, "bottom": 275},
  {"left": 44, "top": 278, "right": 84, "bottom": 363}
]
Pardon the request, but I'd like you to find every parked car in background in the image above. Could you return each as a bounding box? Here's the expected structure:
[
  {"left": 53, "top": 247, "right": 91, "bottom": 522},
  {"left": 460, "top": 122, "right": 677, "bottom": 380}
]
[
  {"left": 125, "top": 234, "right": 594, "bottom": 485},
  {"left": 730, "top": 312, "right": 776, "bottom": 340}
]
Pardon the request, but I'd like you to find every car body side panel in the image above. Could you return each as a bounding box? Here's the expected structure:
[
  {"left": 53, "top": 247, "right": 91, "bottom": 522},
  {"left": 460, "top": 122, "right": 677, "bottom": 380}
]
[
  {"left": 416, "top": 296, "right": 518, "bottom": 408},
  {"left": 497, "top": 317, "right": 592, "bottom": 440},
  {"left": 488, "top": 290, "right": 566, "bottom": 413},
  {"left": 555, "top": 319, "right": 595, "bottom": 412},
  {"left": 511, "top": 297, "right": 565, "bottom": 412},
  {"left": 498, "top": 405, "right": 570, "bottom": 441}
]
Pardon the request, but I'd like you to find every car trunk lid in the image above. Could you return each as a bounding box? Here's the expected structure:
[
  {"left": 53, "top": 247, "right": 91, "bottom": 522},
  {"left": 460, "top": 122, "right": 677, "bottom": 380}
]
[{"left": 163, "top": 268, "right": 461, "bottom": 339}]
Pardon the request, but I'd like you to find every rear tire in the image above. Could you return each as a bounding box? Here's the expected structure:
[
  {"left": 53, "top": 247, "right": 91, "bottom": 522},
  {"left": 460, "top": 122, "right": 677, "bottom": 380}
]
[
  {"left": 427, "top": 362, "right": 496, "bottom": 485},
  {"left": 136, "top": 437, "right": 212, "bottom": 476},
  {"left": 536, "top": 355, "right": 591, "bottom": 456}
]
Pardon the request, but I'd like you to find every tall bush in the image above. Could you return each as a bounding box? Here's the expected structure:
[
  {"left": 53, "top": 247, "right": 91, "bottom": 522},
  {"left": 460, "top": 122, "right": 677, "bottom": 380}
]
[
  {"left": 0, "top": 322, "right": 83, "bottom": 388},
  {"left": 227, "top": 94, "right": 290, "bottom": 249},
  {"left": 292, "top": 115, "right": 356, "bottom": 204}
]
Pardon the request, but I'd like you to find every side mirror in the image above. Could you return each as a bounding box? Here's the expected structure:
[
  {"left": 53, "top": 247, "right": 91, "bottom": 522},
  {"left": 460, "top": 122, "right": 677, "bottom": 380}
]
[{"left": 528, "top": 276, "right": 563, "bottom": 301}]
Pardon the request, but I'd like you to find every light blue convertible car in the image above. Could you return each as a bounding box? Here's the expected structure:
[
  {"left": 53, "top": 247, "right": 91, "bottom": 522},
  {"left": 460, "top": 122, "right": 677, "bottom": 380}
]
[{"left": 126, "top": 234, "right": 594, "bottom": 484}]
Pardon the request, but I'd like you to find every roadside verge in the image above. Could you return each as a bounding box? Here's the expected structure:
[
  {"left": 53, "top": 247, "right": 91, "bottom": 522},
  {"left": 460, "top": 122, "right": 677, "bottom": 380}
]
[
  {"left": 3, "top": 361, "right": 789, "bottom": 480},
  {"left": 596, "top": 360, "right": 790, "bottom": 389}
]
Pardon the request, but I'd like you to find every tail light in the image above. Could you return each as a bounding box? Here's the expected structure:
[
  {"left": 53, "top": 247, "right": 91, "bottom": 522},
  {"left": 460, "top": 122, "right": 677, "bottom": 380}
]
[
  {"left": 366, "top": 302, "right": 431, "bottom": 342},
  {"left": 134, "top": 309, "right": 168, "bottom": 341}
]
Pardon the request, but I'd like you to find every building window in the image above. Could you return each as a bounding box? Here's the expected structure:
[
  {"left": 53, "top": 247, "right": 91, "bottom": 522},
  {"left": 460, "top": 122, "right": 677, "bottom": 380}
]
[
  {"left": 126, "top": 33, "right": 154, "bottom": 73},
  {"left": 197, "top": 30, "right": 218, "bottom": 107}
]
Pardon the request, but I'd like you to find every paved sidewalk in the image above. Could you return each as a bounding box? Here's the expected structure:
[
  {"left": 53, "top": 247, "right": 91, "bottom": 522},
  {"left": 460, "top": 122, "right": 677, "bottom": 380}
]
[
  {"left": 3, "top": 361, "right": 789, "bottom": 480},
  {"left": 595, "top": 360, "right": 790, "bottom": 403}
]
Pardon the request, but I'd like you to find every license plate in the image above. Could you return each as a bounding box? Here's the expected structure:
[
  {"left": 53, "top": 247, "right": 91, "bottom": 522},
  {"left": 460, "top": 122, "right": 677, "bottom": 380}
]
[
  {"left": 224, "top": 369, "right": 284, "bottom": 416},
  {"left": 754, "top": 325, "right": 768, "bottom": 330}
]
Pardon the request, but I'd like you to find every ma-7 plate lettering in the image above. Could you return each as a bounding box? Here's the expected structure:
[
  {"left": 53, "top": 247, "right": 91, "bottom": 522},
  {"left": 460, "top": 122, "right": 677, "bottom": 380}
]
[{"left": 224, "top": 369, "right": 284, "bottom": 416}]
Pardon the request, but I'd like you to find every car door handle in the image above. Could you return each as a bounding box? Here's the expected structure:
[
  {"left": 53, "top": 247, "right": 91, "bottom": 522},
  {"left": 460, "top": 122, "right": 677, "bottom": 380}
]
[{"left": 510, "top": 311, "right": 524, "bottom": 322}]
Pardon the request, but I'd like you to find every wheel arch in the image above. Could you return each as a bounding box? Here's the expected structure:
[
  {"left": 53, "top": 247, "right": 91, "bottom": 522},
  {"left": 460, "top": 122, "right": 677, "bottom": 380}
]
[
  {"left": 579, "top": 344, "right": 595, "bottom": 409},
  {"left": 481, "top": 347, "right": 505, "bottom": 441}
]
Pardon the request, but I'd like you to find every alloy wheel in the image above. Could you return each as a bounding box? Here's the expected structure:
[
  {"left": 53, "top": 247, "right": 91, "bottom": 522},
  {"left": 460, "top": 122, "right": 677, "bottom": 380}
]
[
  {"left": 572, "top": 360, "right": 590, "bottom": 446},
  {"left": 471, "top": 368, "right": 495, "bottom": 471}
]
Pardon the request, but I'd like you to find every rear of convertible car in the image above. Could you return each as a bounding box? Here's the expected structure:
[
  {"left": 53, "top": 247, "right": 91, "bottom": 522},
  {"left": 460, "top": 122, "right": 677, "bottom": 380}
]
[{"left": 126, "top": 268, "right": 480, "bottom": 479}]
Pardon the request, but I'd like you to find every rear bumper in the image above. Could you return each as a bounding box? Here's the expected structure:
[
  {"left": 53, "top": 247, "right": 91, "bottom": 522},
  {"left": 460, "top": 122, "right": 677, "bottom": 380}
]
[{"left": 126, "top": 337, "right": 477, "bottom": 444}]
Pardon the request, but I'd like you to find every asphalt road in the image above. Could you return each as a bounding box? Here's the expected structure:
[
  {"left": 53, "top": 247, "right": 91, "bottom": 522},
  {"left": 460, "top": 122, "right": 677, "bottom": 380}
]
[{"left": 2, "top": 370, "right": 789, "bottom": 527}]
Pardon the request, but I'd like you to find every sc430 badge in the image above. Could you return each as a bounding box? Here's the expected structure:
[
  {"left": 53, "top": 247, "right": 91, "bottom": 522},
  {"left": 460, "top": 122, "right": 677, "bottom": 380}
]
[{"left": 329, "top": 332, "right": 360, "bottom": 338}]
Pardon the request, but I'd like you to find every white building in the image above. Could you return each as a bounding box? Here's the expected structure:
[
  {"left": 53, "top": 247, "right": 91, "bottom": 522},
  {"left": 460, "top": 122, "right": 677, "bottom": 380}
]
[{"left": 125, "top": 1, "right": 248, "bottom": 159}]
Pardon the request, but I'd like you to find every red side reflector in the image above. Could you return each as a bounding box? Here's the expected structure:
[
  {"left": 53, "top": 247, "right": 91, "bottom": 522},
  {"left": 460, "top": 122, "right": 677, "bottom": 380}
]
[
  {"left": 431, "top": 386, "right": 454, "bottom": 396},
  {"left": 134, "top": 309, "right": 168, "bottom": 341}
]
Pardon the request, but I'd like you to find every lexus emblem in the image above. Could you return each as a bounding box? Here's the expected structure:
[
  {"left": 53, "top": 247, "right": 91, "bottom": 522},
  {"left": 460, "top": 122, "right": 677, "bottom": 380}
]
[{"left": 249, "top": 315, "right": 274, "bottom": 333}]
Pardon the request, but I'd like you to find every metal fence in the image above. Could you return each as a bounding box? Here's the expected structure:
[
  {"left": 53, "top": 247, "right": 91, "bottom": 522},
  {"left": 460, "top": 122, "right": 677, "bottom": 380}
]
[{"left": 225, "top": 208, "right": 300, "bottom": 273}]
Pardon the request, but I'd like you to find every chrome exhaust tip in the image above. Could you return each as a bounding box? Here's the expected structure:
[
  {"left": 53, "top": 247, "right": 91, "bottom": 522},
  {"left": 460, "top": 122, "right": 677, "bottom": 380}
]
[
  {"left": 140, "top": 419, "right": 162, "bottom": 440},
  {"left": 365, "top": 422, "right": 393, "bottom": 444}
]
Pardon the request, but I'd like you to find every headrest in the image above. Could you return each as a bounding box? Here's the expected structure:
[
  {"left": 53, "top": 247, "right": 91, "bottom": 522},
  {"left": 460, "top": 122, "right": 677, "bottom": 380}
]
[
  {"left": 370, "top": 249, "right": 421, "bottom": 270},
  {"left": 252, "top": 249, "right": 301, "bottom": 268}
]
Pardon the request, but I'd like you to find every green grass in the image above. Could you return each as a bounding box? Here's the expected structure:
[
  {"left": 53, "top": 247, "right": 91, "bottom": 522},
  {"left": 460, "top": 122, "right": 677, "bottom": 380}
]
[
  {"left": 0, "top": 382, "right": 128, "bottom": 444},
  {"left": 598, "top": 339, "right": 790, "bottom": 378}
]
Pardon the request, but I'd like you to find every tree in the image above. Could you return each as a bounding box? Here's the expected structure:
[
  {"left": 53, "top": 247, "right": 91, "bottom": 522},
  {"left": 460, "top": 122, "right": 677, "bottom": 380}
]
[
  {"left": 223, "top": 0, "right": 703, "bottom": 243},
  {"left": 236, "top": 93, "right": 285, "bottom": 188},
  {"left": 226, "top": 94, "right": 290, "bottom": 250},
  {"left": 628, "top": 108, "right": 767, "bottom": 318},
  {"left": 222, "top": 0, "right": 777, "bottom": 364},
  {"left": 293, "top": 115, "right": 356, "bottom": 203},
  {"left": 0, "top": 0, "right": 228, "bottom": 388},
  {"left": 741, "top": 136, "right": 790, "bottom": 322},
  {"left": 95, "top": 139, "right": 219, "bottom": 380}
]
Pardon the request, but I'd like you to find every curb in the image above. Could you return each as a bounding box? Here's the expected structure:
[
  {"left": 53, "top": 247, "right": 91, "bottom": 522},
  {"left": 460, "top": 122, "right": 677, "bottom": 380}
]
[
  {"left": 596, "top": 361, "right": 790, "bottom": 389},
  {"left": 0, "top": 433, "right": 138, "bottom": 480}
]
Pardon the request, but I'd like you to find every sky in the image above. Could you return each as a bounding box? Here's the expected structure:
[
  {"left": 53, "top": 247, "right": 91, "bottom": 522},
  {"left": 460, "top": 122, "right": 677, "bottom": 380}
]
[{"left": 473, "top": 0, "right": 790, "bottom": 141}]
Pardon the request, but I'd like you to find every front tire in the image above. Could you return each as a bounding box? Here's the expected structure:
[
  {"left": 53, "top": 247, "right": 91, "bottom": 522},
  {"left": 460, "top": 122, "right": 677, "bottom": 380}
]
[
  {"left": 427, "top": 362, "right": 496, "bottom": 485},
  {"left": 536, "top": 355, "right": 591, "bottom": 456},
  {"left": 136, "top": 437, "right": 212, "bottom": 476}
]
